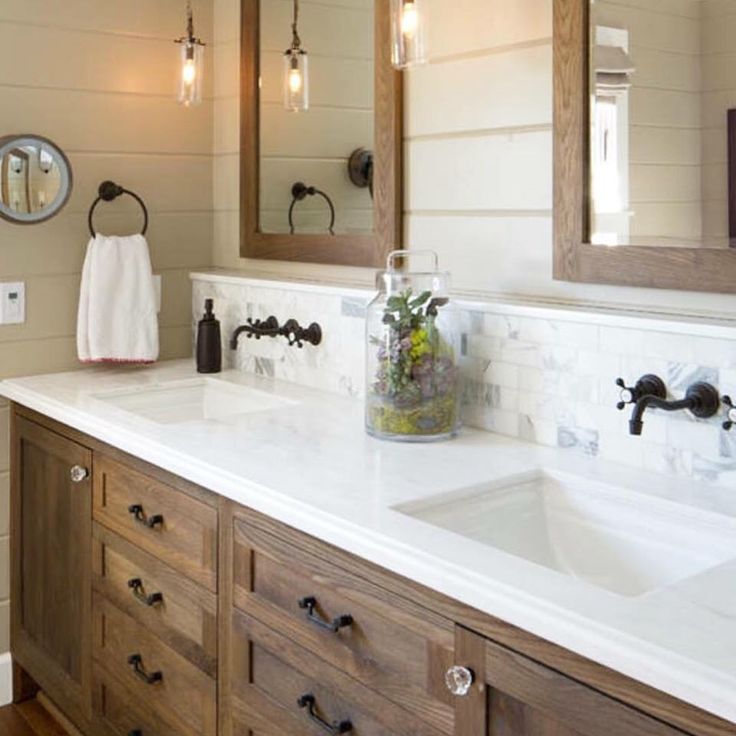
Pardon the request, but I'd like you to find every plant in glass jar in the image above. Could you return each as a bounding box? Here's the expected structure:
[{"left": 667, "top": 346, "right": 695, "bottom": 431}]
[{"left": 367, "top": 288, "right": 459, "bottom": 440}]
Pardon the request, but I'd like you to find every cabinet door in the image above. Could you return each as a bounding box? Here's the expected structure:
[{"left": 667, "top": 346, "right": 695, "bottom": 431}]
[
  {"left": 452, "top": 627, "right": 687, "bottom": 736},
  {"left": 11, "top": 414, "right": 92, "bottom": 728}
]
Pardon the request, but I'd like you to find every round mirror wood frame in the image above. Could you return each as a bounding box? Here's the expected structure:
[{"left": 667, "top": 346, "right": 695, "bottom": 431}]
[
  {"left": 0, "top": 134, "right": 73, "bottom": 225},
  {"left": 239, "top": 0, "right": 403, "bottom": 268},
  {"left": 553, "top": 0, "right": 736, "bottom": 294}
]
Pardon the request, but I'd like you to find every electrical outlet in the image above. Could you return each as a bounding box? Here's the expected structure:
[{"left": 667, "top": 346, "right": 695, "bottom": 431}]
[{"left": 0, "top": 282, "right": 25, "bottom": 325}]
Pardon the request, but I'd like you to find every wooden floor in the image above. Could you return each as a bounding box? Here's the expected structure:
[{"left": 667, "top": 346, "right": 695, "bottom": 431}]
[{"left": 0, "top": 700, "right": 68, "bottom": 735}]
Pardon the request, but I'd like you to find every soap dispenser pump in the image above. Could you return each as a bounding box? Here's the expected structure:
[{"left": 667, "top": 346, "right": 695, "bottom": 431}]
[{"left": 196, "top": 298, "right": 222, "bottom": 374}]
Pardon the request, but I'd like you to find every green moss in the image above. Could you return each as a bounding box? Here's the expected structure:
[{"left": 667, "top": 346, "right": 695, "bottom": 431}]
[{"left": 367, "top": 394, "right": 458, "bottom": 437}]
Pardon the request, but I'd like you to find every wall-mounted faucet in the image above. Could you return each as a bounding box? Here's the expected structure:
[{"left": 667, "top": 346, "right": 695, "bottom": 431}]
[
  {"left": 230, "top": 315, "right": 322, "bottom": 351},
  {"left": 616, "top": 375, "right": 721, "bottom": 436}
]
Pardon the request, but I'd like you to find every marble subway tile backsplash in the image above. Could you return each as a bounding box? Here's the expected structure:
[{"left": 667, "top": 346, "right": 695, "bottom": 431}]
[{"left": 192, "top": 274, "right": 736, "bottom": 489}]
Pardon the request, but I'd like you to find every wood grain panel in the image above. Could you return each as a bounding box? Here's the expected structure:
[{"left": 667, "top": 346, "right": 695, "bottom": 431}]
[
  {"left": 92, "top": 524, "right": 218, "bottom": 677},
  {"left": 92, "top": 594, "right": 216, "bottom": 736},
  {"left": 92, "top": 665, "right": 190, "bottom": 736},
  {"left": 93, "top": 454, "right": 218, "bottom": 591},
  {"left": 231, "top": 608, "right": 445, "bottom": 736},
  {"left": 10, "top": 415, "right": 92, "bottom": 731},
  {"left": 232, "top": 516, "right": 455, "bottom": 734}
]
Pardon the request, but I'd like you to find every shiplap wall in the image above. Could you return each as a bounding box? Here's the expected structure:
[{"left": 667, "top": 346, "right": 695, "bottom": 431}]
[
  {"left": 260, "top": 0, "right": 375, "bottom": 234},
  {"left": 0, "top": 0, "right": 215, "bottom": 655},
  {"left": 596, "top": 0, "right": 703, "bottom": 245},
  {"left": 213, "top": 0, "right": 736, "bottom": 318}
]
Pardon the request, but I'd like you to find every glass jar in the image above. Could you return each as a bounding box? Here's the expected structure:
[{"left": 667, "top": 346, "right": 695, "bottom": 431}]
[{"left": 365, "top": 250, "right": 461, "bottom": 442}]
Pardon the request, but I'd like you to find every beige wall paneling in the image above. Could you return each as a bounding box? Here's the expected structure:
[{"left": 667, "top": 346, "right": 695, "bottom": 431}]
[{"left": 0, "top": 0, "right": 216, "bottom": 654}]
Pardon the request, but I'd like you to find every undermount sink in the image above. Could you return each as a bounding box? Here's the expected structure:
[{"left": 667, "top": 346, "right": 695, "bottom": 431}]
[
  {"left": 93, "top": 378, "right": 297, "bottom": 425},
  {"left": 394, "top": 470, "right": 736, "bottom": 597}
]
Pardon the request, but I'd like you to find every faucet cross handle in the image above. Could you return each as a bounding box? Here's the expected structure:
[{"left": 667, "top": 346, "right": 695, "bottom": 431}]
[
  {"left": 723, "top": 396, "right": 736, "bottom": 431},
  {"left": 616, "top": 375, "right": 667, "bottom": 411}
]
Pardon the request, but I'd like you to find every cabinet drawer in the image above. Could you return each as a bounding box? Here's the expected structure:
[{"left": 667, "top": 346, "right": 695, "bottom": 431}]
[
  {"left": 232, "top": 609, "right": 447, "bottom": 736},
  {"left": 93, "top": 594, "right": 216, "bottom": 736},
  {"left": 93, "top": 666, "right": 189, "bottom": 736},
  {"left": 93, "top": 454, "right": 217, "bottom": 591},
  {"left": 232, "top": 519, "right": 455, "bottom": 735},
  {"left": 92, "top": 524, "right": 217, "bottom": 677}
]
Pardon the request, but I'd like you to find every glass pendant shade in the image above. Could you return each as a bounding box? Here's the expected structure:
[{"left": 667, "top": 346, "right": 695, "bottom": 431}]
[
  {"left": 283, "top": 48, "right": 309, "bottom": 111},
  {"left": 391, "top": 0, "right": 427, "bottom": 69},
  {"left": 178, "top": 40, "right": 204, "bottom": 107}
]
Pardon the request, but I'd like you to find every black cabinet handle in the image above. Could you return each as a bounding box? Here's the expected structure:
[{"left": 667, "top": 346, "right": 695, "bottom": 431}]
[
  {"left": 128, "top": 731, "right": 143, "bottom": 736},
  {"left": 127, "top": 654, "right": 162, "bottom": 685},
  {"left": 298, "top": 597, "right": 353, "bottom": 633},
  {"left": 127, "top": 504, "right": 164, "bottom": 529},
  {"left": 297, "top": 694, "right": 352, "bottom": 734},
  {"left": 128, "top": 578, "right": 163, "bottom": 607}
]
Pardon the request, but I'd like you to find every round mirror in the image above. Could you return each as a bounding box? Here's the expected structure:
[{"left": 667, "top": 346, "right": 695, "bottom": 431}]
[{"left": 0, "top": 134, "right": 72, "bottom": 225}]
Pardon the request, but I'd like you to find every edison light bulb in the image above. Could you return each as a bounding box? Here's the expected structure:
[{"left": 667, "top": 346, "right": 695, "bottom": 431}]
[
  {"left": 391, "top": 0, "right": 427, "bottom": 69},
  {"left": 183, "top": 57, "right": 197, "bottom": 86},
  {"left": 401, "top": 1, "right": 418, "bottom": 38},
  {"left": 283, "top": 49, "right": 309, "bottom": 111},
  {"left": 289, "top": 67, "right": 303, "bottom": 94},
  {"left": 177, "top": 41, "right": 204, "bottom": 107}
]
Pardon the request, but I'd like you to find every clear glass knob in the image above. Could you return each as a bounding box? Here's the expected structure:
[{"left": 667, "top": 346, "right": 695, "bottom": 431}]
[
  {"left": 445, "top": 665, "right": 474, "bottom": 696},
  {"left": 70, "top": 465, "right": 89, "bottom": 483}
]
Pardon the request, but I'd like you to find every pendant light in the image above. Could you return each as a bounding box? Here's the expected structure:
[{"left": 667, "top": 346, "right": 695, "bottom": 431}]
[
  {"left": 284, "top": 0, "right": 309, "bottom": 112},
  {"left": 391, "top": 0, "right": 427, "bottom": 69},
  {"left": 175, "top": 1, "right": 206, "bottom": 107}
]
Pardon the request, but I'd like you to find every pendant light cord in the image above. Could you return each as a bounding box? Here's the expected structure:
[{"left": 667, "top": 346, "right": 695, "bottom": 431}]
[
  {"left": 291, "top": 0, "right": 301, "bottom": 50},
  {"left": 186, "top": 1, "right": 194, "bottom": 41}
]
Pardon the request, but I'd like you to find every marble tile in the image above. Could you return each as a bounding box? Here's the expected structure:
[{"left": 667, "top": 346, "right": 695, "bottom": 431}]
[{"left": 193, "top": 275, "right": 736, "bottom": 488}]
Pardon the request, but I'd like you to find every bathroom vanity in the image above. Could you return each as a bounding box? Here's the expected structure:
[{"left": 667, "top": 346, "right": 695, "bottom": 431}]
[{"left": 2, "top": 363, "right": 736, "bottom": 736}]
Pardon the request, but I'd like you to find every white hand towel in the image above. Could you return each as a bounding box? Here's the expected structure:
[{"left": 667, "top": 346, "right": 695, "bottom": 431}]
[{"left": 77, "top": 234, "right": 159, "bottom": 364}]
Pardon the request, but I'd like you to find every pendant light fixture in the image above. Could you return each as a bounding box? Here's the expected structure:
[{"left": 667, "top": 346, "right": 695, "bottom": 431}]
[
  {"left": 391, "top": 0, "right": 427, "bottom": 69},
  {"left": 175, "top": 1, "right": 206, "bottom": 107},
  {"left": 283, "top": 0, "right": 309, "bottom": 112}
]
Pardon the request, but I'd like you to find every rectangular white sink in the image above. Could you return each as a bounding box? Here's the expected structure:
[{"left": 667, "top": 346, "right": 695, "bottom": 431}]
[
  {"left": 395, "top": 470, "right": 736, "bottom": 597},
  {"left": 93, "top": 378, "right": 297, "bottom": 425}
]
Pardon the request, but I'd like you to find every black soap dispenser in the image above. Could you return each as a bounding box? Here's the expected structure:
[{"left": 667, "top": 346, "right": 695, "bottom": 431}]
[{"left": 196, "top": 299, "right": 222, "bottom": 374}]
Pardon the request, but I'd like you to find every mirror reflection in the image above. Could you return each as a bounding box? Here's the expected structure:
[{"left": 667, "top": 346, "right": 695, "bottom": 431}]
[
  {"left": 258, "top": 0, "right": 375, "bottom": 236},
  {"left": 0, "top": 135, "right": 72, "bottom": 224},
  {"left": 589, "top": 0, "right": 736, "bottom": 248}
]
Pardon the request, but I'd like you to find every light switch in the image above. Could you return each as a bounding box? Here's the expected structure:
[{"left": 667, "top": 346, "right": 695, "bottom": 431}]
[{"left": 0, "top": 282, "right": 25, "bottom": 325}]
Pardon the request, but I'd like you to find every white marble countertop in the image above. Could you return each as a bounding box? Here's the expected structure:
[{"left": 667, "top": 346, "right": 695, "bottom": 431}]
[{"left": 2, "top": 360, "right": 736, "bottom": 724}]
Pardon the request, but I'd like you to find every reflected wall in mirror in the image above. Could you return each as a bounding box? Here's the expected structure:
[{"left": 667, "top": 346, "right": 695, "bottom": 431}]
[
  {"left": 0, "top": 135, "right": 72, "bottom": 225},
  {"left": 241, "top": 0, "right": 402, "bottom": 267},
  {"left": 553, "top": 0, "right": 736, "bottom": 293},
  {"left": 259, "top": 0, "right": 375, "bottom": 236},
  {"left": 589, "top": 0, "right": 736, "bottom": 249}
]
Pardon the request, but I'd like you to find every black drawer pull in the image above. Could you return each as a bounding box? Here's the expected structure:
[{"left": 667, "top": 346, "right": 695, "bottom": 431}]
[
  {"left": 128, "top": 731, "right": 143, "bottom": 736},
  {"left": 297, "top": 694, "right": 352, "bottom": 734},
  {"left": 127, "top": 654, "right": 163, "bottom": 685},
  {"left": 298, "top": 597, "right": 353, "bottom": 633},
  {"left": 127, "top": 504, "right": 164, "bottom": 529},
  {"left": 128, "top": 578, "right": 163, "bottom": 607}
]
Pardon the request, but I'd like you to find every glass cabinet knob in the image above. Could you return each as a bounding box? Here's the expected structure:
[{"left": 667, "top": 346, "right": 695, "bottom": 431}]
[
  {"left": 70, "top": 465, "right": 89, "bottom": 483},
  {"left": 445, "top": 665, "right": 474, "bottom": 697}
]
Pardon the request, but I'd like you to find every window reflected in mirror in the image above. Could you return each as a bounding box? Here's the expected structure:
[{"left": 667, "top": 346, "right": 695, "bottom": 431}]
[
  {"left": 0, "top": 135, "right": 72, "bottom": 225},
  {"left": 589, "top": 0, "right": 736, "bottom": 249}
]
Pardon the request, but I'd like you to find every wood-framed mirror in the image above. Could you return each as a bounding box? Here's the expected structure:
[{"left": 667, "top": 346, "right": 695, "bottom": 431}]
[
  {"left": 240, "top": 0, "right": 402, "bottom": 268},
  {"left": 554, "top": 0, "right": 736, "bottom": 294}
]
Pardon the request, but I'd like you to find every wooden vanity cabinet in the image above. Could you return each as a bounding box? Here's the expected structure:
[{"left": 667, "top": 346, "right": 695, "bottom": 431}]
[
  {"left": 9, "top": 404, "right": 736, "bottom": 736},
  {"left": 10, "top": 414, "right": 93, "bottom": 730},
  {"left": 453, "top": 628, "right": 688, "bottom": 736}
]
